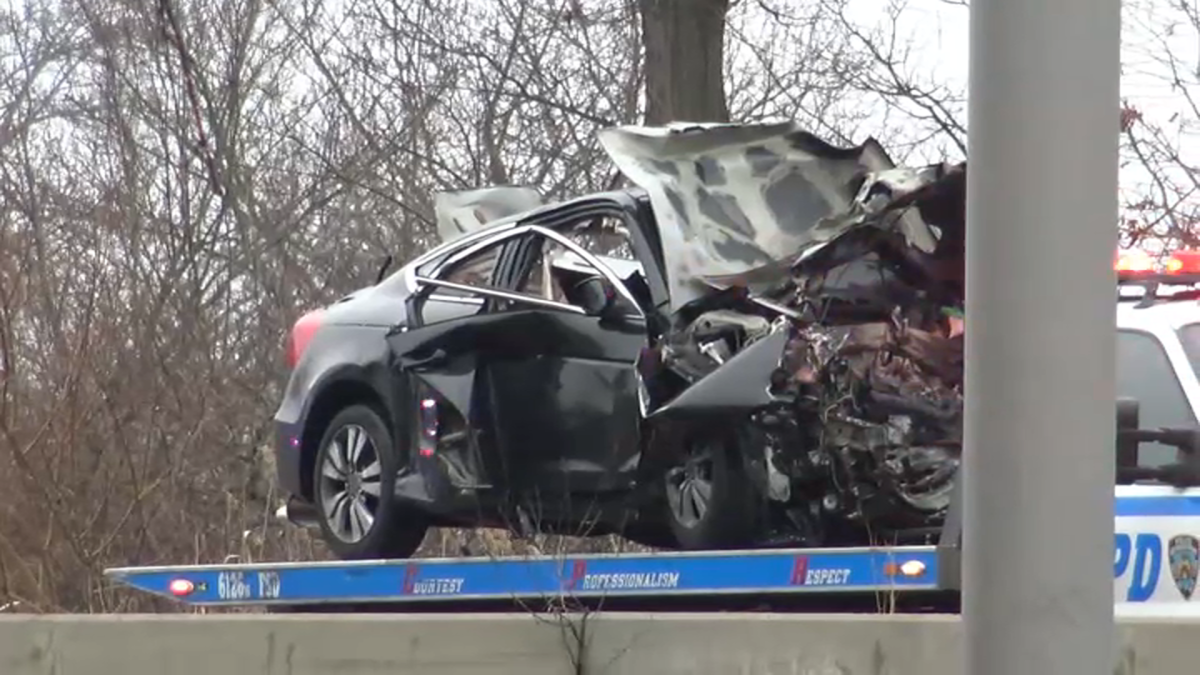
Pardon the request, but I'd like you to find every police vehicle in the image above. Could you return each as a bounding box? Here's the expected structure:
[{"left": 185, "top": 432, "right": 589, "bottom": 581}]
[{"left": 1112, "top": 248, "right": 1200, "bottom": 615}]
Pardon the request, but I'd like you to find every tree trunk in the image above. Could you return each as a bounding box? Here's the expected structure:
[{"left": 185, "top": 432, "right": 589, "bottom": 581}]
[{"left": 639, "top": 0, "right": 731, "bottom": 125}]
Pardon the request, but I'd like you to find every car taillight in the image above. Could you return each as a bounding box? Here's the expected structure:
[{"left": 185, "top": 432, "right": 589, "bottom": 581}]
[
  {"left": 418, "top": 397, "right": 438, "bottom": 457},
  {"left": 286, "top": 310, "right": 325, "bottom": 369}
]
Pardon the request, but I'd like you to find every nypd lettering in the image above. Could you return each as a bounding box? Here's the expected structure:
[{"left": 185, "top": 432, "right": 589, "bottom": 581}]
[
  {"left": 1115, "top": 532, "right": 1161, "bottom": 602},
  {"left": 210, "top": 570, "right": 280, "bottom": 601},
  {"left": 257, "top": 571, "right": 281, "bottom": 599},
  {"left": 1113, "top": 530, "right": 1200, "bottom": 603}
]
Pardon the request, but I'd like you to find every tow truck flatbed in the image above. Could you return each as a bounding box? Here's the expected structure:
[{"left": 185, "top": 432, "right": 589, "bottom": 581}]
[
  {"left": 100, "top": 260, "right": 1200, "bottom": 614},
  {"left": 104, "top": 545, "right": 943, "bottom": 608},
  {"left": 104, "top": 487, "right": 1200, "bottom": 612}
]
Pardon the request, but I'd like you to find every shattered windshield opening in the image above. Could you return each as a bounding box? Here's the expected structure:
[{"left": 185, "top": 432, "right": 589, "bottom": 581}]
[{"left": 1118, "top": 329, "right": 1197, "bottom": 467}]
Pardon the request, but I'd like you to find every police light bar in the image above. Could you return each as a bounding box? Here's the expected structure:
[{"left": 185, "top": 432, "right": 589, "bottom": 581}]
[
  {"left": 1116, "top": 248, "right": 1200, "bottom": 283},
  {"left": 1166, "top": 249, "right": 1200, "bottom": 275},
  {"left": 1115, "top": 249, "right": 1156, "bottom": 275}
]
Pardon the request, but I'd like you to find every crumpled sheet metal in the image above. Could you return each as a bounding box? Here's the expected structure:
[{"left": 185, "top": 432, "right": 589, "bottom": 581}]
[
  {"left": 833, "top": 322, "right": 963, "bottom": 389},
  {"left": 784, "top": 317, "right": 964, "bottom": 444},
  {"left": 822, "top": 163, "right": 951, "bottom": 251},
  {"left": 699, "top": 163, "right": 963, "bottom": 293},
  {"left": 597, "top": 121, "right": 899, "bottom": 309},
  {"left": 434, "top": 186, "right": 543, "bottom": 244}
]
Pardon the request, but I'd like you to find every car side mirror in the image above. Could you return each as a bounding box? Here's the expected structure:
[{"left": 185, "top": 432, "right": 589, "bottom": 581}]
[
  {"left": 572, "top": 277, "right": 612, "bottom": 316},
  {"left": 1115, "top": 395, "right": 1200, "bottom": 487},
  {"left": 1116, "top": 397, "right": 1140, "bottom": 469},
  {"left": 595, "top": 284, "right": 641, "bottom": 324},
  {"left": 572, "top": 275, "right": 635, "bottom": 321},
  {"left": 601, "top": 295, "right": 634, "bottom": 324}
]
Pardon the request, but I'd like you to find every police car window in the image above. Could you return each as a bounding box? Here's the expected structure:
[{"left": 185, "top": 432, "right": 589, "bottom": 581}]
[
  {"left": 1177, "top": 323, "right": 1200, "bottom": 380},
  {"left": 1117, "top": 329, "right": 1196, "bottom": 468}
]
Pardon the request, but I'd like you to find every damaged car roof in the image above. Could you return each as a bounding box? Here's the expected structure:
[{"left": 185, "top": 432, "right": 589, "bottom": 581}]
[
  {"left": 433, "top": 121, "right": 964, "bottom": 311},
  {"left": 597, "top": 120, "right": 956, "bottom": 309},
  {"left": 434, "top": 186, "right": 545, "bottom": 244}
]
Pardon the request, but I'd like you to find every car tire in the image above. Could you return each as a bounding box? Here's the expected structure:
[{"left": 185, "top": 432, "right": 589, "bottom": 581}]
[
  {"left": 313, "top": 404, "right": 428, "bottom": 560},
  {"left": 664, "top": 431, "right": 760, "bottom": 550}
]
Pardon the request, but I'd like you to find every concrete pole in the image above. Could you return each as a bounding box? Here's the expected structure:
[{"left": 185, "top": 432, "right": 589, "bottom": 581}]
[{"left": 964, "top": 0, "right": 1120, "bottom": 674}]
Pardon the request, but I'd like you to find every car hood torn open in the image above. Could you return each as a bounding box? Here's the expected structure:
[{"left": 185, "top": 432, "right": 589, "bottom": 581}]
[{"left": 596, "top": 120, "right": 963, "bottom": 311}]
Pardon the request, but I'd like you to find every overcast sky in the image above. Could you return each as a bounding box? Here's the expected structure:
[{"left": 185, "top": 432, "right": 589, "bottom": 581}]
[{"left": 838, "top": 0, "right": 1200, "bottom": 246}]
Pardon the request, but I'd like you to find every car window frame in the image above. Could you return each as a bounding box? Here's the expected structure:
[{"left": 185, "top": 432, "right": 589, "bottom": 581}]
[
  {"left": 410, "top": 221, "right": 520, "bottom": 276},
  {"left": 409, "top": 227, "right": 580, "bottom": 322},
  {"left": 511, "top": 227, "right": 648, "bottom": 321},
  {"left": 427, "top": 229, "right": 518, "bottom": 287},
  {"left": 410, "top": 223, "right": 643, "bottom": 320},
  {"left": 408, "top": 228, "right": 515, "bottom": 321}
]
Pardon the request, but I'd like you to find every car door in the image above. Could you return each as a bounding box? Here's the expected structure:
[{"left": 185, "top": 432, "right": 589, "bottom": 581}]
[
  {"left": 386, "top": 228, "right": 540, "bottom": 498},
  {"left": 385, "top": 218, "right": 645, "bottom": 493},
  {"left": 481, "top": 215, "right": 650, "bottom": 497}
]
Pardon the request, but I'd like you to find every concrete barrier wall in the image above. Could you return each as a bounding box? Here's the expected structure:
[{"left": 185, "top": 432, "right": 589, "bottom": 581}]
[{"left": 0, "top": 613, "right": 1191, "bottom": 675}]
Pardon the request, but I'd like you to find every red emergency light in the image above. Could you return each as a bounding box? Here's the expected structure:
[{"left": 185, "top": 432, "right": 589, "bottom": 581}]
[
  {"left": 1166, "top": 249, "right": 1200, "bottom": 275},
  {"left": 1115, "top": 248, "right": 1200, "bottom": 277},
  {"left": 1114, "top": 249, "right": 1155, "bottom": 274}
]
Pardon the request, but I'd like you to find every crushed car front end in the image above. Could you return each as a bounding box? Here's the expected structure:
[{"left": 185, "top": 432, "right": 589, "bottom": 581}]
[{"left": 600, "top": 122, "right": 968, "bottom": 548}]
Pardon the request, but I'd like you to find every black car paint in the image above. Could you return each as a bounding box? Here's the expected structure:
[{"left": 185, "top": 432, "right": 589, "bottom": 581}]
[
  {"left": 649, "top": 326, "right": 793, "bottom": 420},
  {"left": 389, "top": 309, "right": 647, "bottom": 494},
  {"left": 272, "top": 277, "right": 415, "bottom": 498},
  {"left": 386, "top": 195, "right": 658, "bottom": 515},
  {"left": 272, "top": 189, "right": 791, "bottom": 534}
]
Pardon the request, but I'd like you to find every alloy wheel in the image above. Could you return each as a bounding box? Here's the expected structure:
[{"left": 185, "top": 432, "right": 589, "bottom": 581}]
[
  {"left": 317, "top": 423, "right": 384, "bottom": 543},
  {"left": 666, "top": 441, "right": 715, "bottom": 528}
]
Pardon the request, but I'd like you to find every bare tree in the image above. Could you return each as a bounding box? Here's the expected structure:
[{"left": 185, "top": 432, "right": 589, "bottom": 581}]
[
  {"left": 639, "top": 0, "right": 731, "bottom": 123},
  {"left": 0, "top": 0, "right": 1079, "bottom": 615},
  {"left": 1112, "top": 0, "right": 1200, "bottom": 248}
]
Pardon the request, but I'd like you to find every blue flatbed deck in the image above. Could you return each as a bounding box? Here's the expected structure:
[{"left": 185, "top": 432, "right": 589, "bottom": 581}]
[
  {"left": 104, "top": 488, "right": 1200, "bottom": 613},
  {"left": 104, "top": 545, "right": 942, "bottom": 608}
]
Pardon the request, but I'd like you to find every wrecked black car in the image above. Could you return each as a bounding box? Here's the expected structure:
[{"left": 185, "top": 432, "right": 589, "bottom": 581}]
[{"left": 272, "top": 121, "right": 967, "bottom": 560}]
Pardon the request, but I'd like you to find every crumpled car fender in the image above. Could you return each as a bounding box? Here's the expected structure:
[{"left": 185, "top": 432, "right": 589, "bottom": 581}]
[{"left": 650, "top": 326, "right": 791, "bottom": 420}]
